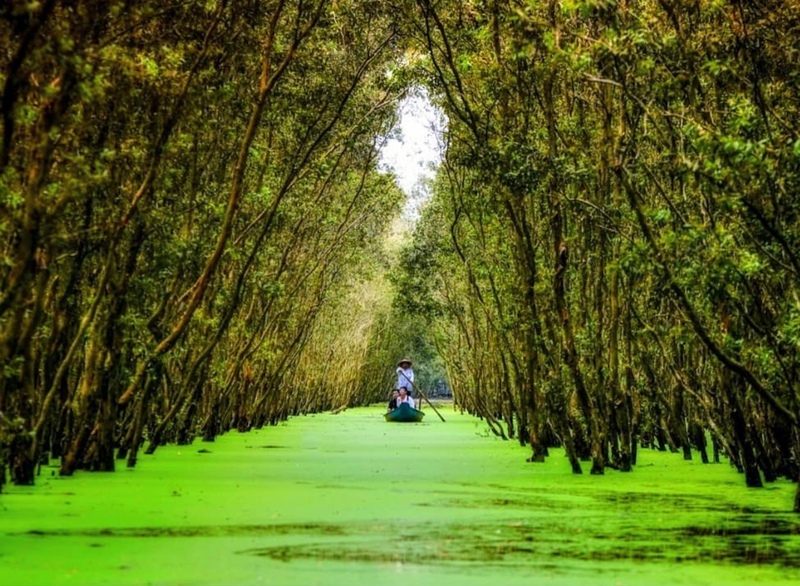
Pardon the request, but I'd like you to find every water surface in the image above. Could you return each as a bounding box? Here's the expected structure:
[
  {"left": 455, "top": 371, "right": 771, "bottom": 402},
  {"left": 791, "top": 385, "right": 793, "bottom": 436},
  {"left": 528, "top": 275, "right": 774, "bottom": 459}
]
[{"left": 3, "top": 405, "right": 799, "bottom": 585}]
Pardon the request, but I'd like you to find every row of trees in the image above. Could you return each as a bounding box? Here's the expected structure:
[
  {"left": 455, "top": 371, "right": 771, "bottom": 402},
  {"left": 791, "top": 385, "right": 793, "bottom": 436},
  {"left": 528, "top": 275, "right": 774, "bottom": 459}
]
[
  {"left": 396, "top": 0, "right": 799, "bottom": 511},
  {"left": 3, "top": 0, "right": 799, "bottom": 514},
  {"left": 0, "top": 0, "right": 409, "bottom": 488}
]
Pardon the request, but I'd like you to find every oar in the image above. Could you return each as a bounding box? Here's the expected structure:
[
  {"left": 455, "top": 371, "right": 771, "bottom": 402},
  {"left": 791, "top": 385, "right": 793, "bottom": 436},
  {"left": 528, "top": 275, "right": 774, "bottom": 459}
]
[{"left": 403, "top": 376, "right": 445, "bottom": 422}]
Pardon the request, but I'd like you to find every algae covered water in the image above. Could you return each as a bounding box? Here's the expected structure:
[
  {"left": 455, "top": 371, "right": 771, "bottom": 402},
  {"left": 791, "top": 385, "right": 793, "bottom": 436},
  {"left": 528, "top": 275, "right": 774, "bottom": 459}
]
[{"left": 2, "top": 405, "right": 799, "bottom": 585}]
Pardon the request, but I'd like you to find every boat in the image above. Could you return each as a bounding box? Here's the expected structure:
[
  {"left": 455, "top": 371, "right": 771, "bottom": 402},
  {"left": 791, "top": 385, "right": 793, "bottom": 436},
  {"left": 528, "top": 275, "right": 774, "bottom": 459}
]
[{"left": 384, "top": 402, "right": 425, "bottom": 423}]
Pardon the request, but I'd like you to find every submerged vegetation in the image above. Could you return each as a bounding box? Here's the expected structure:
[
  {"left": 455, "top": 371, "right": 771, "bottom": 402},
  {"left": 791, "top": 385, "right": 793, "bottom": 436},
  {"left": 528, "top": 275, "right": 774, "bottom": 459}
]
[{"left": 2, "top": 0, "right": 800, "bottom": 519}]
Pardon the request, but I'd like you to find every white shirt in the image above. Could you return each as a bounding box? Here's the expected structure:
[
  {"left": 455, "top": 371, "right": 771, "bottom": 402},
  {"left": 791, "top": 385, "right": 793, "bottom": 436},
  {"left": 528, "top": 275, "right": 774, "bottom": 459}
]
[
  {"left": 396, "top": 367, "right": 414, "bottom": 392},
  {"left": 398, "top": 395, "right": 416, "bottom": 409}
]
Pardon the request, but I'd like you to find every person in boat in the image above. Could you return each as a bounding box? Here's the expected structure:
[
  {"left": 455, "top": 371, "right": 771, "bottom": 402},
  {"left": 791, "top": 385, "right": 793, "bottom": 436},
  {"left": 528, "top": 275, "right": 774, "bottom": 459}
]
[
  {"left": 396, "top": 359, "right": 414, "bottom": 394},
  {"left": 397, "top": 386, "right": 415, "bottom": 409},
  {"left": 387, "top": 389, "right": 399, "bottom": 411}
]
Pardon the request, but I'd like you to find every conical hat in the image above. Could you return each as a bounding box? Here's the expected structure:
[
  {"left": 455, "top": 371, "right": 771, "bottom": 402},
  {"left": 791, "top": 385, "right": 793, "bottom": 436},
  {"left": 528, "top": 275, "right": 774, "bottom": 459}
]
[{"left": 397, "top": 358, "right": 412, "bottom": 367}]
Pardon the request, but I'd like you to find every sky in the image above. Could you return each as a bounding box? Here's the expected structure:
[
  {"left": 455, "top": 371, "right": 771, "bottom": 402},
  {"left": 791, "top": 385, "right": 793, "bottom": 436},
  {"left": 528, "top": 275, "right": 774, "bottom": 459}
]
[{"left": 377, "top": 88, "right": 446, "bottom": 220}]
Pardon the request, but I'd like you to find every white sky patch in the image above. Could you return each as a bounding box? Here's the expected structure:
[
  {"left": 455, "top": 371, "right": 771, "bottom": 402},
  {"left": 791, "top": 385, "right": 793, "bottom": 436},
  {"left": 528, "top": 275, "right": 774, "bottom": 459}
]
[{"left": 378, "top": 88, "right": 447, "bottom": 220}]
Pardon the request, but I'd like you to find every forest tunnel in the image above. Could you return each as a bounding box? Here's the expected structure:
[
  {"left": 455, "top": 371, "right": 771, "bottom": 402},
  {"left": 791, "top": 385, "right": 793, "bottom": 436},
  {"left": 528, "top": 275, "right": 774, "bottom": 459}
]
[{"left": 1, "top": 0, "right": 799, "bottom": 512}]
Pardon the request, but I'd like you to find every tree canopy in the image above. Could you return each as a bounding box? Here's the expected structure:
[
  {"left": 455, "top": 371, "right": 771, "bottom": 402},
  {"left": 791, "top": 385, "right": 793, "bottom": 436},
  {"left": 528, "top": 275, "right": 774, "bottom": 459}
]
[{"left": 1, "top": 0, "right": 799, "bottom": 512}]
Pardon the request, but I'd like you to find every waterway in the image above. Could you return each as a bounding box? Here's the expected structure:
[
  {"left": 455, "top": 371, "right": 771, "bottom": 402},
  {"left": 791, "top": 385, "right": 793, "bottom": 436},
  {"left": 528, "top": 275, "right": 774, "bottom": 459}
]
[{"left": 2, "top": 405, "right": 799, "bottom": 585}]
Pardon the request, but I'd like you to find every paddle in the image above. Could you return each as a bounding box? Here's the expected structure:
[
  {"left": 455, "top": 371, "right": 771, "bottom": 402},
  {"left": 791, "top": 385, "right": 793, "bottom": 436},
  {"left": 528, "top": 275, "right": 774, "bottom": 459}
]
[{"left": 400, "top": 374, "right": 446, "bottom": 422}]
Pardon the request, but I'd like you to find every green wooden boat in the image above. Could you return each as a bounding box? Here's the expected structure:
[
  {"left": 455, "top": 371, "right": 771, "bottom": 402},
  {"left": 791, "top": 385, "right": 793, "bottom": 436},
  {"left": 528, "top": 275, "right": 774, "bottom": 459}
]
[{"left": 384, "top": 402, "right": 425, "bottom": 423}]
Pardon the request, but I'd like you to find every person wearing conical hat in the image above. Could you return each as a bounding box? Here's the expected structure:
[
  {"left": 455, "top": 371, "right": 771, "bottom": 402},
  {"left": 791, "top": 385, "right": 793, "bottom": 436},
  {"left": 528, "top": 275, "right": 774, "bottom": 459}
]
[{"left": 396, "top": 358, "right": 414, "bottom": 397}]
